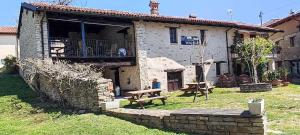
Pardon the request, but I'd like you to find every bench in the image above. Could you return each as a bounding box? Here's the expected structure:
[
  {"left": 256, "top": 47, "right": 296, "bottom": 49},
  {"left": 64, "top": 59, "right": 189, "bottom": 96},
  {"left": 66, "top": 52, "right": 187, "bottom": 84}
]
[
  {"left": 126, "top": 89, "right": 167, "bottom": 109},
  {"left": 199, "top": 86, "right": 215, "bottom": 94},
  {"left": 181, "top": 83, "right": 215, "bottom": 95},
  {"left": 136, "top": 96, "right": 167, "bottom": 108}
]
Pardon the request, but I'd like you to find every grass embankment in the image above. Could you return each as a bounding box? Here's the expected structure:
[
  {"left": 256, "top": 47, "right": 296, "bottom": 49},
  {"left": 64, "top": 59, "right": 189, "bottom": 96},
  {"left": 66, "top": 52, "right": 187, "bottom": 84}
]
[{"left": 0, "top": 74, "right": 181, "bottom": 135}]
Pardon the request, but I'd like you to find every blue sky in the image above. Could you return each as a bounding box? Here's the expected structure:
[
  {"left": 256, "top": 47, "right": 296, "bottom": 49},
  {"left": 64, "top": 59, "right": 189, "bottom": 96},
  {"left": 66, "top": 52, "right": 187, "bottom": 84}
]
[{"left": 1, "top": 0, "right": 300, "bottom": 26}]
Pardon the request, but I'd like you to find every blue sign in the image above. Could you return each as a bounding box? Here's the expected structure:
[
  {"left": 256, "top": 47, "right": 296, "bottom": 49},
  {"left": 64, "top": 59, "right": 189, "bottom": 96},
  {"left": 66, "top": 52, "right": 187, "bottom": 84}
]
[{"left": 181, "top": 36, "right": 199, "bottom": 45}]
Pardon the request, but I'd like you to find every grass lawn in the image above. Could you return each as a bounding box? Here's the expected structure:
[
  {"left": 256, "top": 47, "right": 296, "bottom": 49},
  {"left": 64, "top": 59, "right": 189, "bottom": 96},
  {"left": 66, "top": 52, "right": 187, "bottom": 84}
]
[
  {"left": 0, "top": 74, "right": 182, "bottom": 135},
  {"left": 122, "top": 85, "right": 300, "bottom": 135}
]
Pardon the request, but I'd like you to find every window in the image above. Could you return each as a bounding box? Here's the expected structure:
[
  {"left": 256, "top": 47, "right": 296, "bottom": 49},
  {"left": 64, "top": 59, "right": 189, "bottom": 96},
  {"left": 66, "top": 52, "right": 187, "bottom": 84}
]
[
  {"left": 200, "top": 30, "right": 206, "bottom": 44},
  {"left": 216, "top": 63, "right": 221, "bottom": 76},
  {"left": 169, "top": 27, "right": 178, "bottom": 43},
  {"left": 290, "top": 36, "right": 295, "bottom": 47}
]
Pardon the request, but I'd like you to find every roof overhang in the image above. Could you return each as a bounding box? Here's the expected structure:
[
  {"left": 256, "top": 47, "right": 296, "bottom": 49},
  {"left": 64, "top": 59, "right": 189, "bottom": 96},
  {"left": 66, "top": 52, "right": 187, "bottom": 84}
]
[
  {"left": 18, "top": 2, "right": 283, "bottom": 33},
  {"left": 267, "top": 12, "right": 300, "bottom": 28}
]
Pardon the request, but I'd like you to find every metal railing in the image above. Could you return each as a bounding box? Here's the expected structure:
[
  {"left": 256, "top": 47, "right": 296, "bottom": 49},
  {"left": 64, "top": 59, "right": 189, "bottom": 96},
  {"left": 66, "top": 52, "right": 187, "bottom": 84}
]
[{"left": 49, "top": 37, "right": 136, "bottom": 58}]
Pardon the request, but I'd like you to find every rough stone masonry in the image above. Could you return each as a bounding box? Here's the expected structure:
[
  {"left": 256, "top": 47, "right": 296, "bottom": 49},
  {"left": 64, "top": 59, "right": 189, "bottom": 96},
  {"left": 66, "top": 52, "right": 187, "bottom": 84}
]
[
  {"left": 19, "top": 60, "right": 113, "bottom": 112},
  {"left": 106, "top": 108, "right": 267, "bottom": 135}
]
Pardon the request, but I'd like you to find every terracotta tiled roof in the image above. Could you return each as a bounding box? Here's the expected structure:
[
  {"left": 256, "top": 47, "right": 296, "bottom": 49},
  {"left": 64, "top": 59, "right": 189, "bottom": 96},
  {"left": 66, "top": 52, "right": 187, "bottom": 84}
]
[
  {"left": 263, "top": 19, "right": 281, "bottom": 27},
  {"left": 23, "top": 2, "right": 281, "bottom": 32},
  {"left": 0, "top": 26, "right": 17, "bottom": 34},
  {"left": 265, "top": 12, "right": 300, "bottom": 27}
]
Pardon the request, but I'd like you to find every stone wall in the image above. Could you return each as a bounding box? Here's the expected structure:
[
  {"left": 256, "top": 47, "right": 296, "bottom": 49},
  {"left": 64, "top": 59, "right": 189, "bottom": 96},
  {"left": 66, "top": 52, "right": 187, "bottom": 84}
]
[
  {"left": 19, "top": 9, "right": 49, "bottom": 59},
  {"left": 107, "top": 108, "right": 267, "bottom": 135},
  {"left": 268, "top": 16, "right": 300, "bottom": 73},
  {"left": 19, "top": 61, "right": 113, "bottom": 112},
  {"left": 240, "top": 83, "right": 272, "bottom": 93},
  {"left": 134, "top": 21, "right": 231, "bottom": 90}
]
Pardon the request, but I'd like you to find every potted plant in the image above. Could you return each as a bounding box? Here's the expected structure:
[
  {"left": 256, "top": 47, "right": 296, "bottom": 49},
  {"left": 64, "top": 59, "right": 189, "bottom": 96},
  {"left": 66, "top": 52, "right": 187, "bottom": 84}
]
[
  {"left": 278, "top": 68, "right": 290, "bottom": 87},
  {"left": 267, "top": 71, "right": 282, "bottom": 87},
  {"left": 248, "top": 98, "right": 265, "bottom": 115}
]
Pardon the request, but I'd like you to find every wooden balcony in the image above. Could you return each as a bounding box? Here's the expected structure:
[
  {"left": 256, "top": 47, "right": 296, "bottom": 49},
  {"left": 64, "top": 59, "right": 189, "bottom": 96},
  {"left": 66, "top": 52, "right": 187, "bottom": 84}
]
[{"left": 49, "top": 37, "right": 136, "bottom": 65}]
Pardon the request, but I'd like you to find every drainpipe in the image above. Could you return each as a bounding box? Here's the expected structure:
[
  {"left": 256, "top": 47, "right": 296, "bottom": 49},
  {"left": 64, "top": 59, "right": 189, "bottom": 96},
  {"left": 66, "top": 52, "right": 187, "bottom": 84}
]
[
  {"left": 40, "top": 12, "right": 46, "bottom": 60},
  {"left": 16, "top": 37, "right": 19, "bottom": 59},
  {"left": 225, "top": 28, "right": 233, "bottom": 74}
]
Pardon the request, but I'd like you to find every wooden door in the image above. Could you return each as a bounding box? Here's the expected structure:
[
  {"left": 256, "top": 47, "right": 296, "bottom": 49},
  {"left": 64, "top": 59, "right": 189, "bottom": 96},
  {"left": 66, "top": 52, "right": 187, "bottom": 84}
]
[{"left": 167, "top": 72, "right": 183, "bottom": 91}]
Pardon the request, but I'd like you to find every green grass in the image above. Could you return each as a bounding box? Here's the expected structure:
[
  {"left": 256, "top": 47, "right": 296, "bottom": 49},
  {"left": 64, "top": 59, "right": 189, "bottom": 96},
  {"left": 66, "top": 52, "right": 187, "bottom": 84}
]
[
  {"left": 0, "top": 74, "right": 182, "bottom": 135},
  {"left": 122, "top": 86, "right": 300, "bottom": 134}
]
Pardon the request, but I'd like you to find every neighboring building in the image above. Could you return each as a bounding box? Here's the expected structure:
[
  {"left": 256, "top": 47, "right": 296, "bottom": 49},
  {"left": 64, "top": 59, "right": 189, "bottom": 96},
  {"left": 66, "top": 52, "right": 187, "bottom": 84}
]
[
  {"left": 0, "top": 27, "right": 17, "bottom": 67},
  {"left": 18, "top": 2, "right": 280, "bottom": 91},
  {"left": 265, "top": 12, "right": 300, "bottom": 76}
]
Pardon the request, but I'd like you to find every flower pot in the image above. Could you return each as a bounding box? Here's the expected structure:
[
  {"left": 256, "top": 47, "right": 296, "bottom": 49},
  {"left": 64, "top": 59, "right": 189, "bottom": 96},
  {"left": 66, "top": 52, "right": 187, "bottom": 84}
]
[
  {"left": 248, "top": 99, "right": 264, "bottom": 115},
  {"left": 271, "top": 79, "right": 282, "bottom": 87},
  {"left": 282, "top": 81, "right": 290, "bottom": 87},
  {"left": 100, "top": 100, "right": 120, "bottom": 111}
]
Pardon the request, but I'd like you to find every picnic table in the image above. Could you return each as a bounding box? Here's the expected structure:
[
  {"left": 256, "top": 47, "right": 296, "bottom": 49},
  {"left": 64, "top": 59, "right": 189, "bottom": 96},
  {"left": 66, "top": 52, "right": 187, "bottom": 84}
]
[
  {"left": 180, "top": 82, "right": 214, "bottom": 95},
  {"left": 126, "top": 89, "right": 167, "bottom": 108}
]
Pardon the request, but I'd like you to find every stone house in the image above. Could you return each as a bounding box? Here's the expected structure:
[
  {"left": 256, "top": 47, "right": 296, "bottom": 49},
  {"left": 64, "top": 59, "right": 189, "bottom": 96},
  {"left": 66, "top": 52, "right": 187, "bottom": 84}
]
[
  {"left": 265, "top": 12, "right": 300, "bottom": 77},
  {"left": 0, "top": 27, "right": 18, "bottom": 67},
  {"left": 17, "top": 2, "right": 281, "bottom": 92}
]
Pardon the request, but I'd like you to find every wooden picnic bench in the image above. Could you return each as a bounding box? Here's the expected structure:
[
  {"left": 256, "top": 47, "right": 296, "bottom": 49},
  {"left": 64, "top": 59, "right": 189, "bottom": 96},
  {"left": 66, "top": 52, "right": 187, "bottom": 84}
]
[
  {"left": 126, "top": 89, "right": 167, "bottom": 109},
  {"left": 180, "top": 82, "right": 214, "bottom": 95}
]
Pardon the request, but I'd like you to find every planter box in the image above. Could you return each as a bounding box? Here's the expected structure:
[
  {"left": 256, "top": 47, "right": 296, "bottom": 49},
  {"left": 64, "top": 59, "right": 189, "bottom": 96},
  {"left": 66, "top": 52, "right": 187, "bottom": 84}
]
[
  {"left": 240, "top": 83, "right": 272, "bottom": 93},
  {"left": 271, "top": 79, "right": 282, "bottom": 87},
  {"left": 248, "top": 99, "right": 264, "bottom": 115},
  {"left": 100, "top": 100, "right": 120, "bottom": 111},
  {"left": 282, "top": 82, "right": 290, "bottom": 87}
]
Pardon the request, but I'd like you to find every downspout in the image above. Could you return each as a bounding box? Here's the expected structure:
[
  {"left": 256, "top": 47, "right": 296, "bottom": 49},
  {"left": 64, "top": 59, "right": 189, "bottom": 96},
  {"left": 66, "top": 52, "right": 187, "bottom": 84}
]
[
  {"left": 225, "top": 28, "right": 233, "bottom": 74},
  {"left": 16, "top": 36, "right": 19, "bottom": 59},
  {"left": 40, "top": 12, "right": 46, "bottom": 60}
]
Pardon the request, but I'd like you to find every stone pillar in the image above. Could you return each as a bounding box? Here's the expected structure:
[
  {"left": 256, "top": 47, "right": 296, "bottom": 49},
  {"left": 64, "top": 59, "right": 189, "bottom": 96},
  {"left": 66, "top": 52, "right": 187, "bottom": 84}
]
[
  {"left": 134, "top": 21, "right": 149, "bottom": 90},
  {"left": 34, "top": 12, "right": 49, "bottom": 58},
  {"left": 270, "top": 60, "right": 276, "bottom": 71}
]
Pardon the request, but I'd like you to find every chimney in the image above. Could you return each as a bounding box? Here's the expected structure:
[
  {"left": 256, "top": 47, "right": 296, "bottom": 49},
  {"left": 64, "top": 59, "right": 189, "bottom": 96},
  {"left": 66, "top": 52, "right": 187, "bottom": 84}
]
[
  {"left": 189, "top": 14, "right": 197, "bottom": 18},
  {"left": 149, "top": 0, "right": 159, "bottom": 16}
]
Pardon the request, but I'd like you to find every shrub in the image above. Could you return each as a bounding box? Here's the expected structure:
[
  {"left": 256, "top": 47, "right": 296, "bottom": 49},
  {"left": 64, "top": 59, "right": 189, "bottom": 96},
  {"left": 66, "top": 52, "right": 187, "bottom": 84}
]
[
  {"left": 2, "top": 55, "right": 17, "bottom": 74},
  {"left": 262, "top": 69, "right": 288, "bottom": 82},
  {"left": 277, "top": 68, "right": 289, "bottom": 80},
  {"left": 262, "top": 70, "right": 278, "bottom": 82}
]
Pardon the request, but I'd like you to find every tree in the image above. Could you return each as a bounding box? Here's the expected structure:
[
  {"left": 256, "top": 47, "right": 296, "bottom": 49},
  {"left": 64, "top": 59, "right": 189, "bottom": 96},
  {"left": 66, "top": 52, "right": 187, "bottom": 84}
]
[
  {"left": 50, "top": 0, "right": 74, "bottom": 5},
  {"left": 236, "top": 37, "right": 274, "bottom": 83},
  {"left": 27, "top": 0, "right": 76, "bottom": 5}
]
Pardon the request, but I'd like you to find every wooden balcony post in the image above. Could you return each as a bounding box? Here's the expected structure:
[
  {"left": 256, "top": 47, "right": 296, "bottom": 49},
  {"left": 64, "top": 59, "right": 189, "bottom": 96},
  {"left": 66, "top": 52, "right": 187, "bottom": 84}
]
[{"left": 81, "top": 21, "right": 87, "bottom": 57}]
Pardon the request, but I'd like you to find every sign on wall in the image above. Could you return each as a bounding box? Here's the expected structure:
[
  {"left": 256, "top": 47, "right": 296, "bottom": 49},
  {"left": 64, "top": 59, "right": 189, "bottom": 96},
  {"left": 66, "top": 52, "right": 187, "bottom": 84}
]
[{"left": 181, "top": 36, "right": 199, "bottom": 45}]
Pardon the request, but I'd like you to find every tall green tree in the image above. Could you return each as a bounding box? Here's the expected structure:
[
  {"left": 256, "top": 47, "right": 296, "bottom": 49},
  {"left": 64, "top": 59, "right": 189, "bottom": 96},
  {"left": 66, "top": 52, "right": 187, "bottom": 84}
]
[{"left": 236, "top": 37, "right": 274, "bottom": 83}]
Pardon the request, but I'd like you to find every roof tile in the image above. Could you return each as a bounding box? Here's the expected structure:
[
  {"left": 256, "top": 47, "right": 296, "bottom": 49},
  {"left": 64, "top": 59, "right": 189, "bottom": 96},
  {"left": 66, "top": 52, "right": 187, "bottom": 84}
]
[
  {"left": 265, "top": 12, "right": 300, "bottom": 27},
  {"left": 25, "top": 2, "right": 281, "bottom": 32},
  {"left": 0, "top": 27, "right": 17, "bottom": 34}
]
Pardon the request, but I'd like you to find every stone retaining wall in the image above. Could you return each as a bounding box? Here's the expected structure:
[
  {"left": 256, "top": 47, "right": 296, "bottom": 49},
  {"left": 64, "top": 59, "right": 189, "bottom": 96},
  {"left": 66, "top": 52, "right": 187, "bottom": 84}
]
[
  {"left": 107, "top": 108, "right": 267, "bottom": 135},
  {"left": 240, "top": 83, "right": 272, "bottom": 93},
  {"left": 19, "top": 62, "right": 113, "bottom": 112}
]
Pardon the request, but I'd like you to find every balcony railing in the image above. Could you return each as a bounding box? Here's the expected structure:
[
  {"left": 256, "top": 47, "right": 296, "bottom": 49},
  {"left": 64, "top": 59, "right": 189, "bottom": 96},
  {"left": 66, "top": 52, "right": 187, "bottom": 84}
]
[{"left": 49, "top": 37, "right": 136, "bottom": 59}]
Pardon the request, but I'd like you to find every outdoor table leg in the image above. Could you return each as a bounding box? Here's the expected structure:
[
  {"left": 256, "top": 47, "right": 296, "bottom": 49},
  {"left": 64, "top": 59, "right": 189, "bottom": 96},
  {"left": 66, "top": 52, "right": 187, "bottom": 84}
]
[
  {"left": 161, "top": 98, "right": 166, "bottom": 105},
  {"left": 138, "top": 101, "right": 145, "bottom": 109}
]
